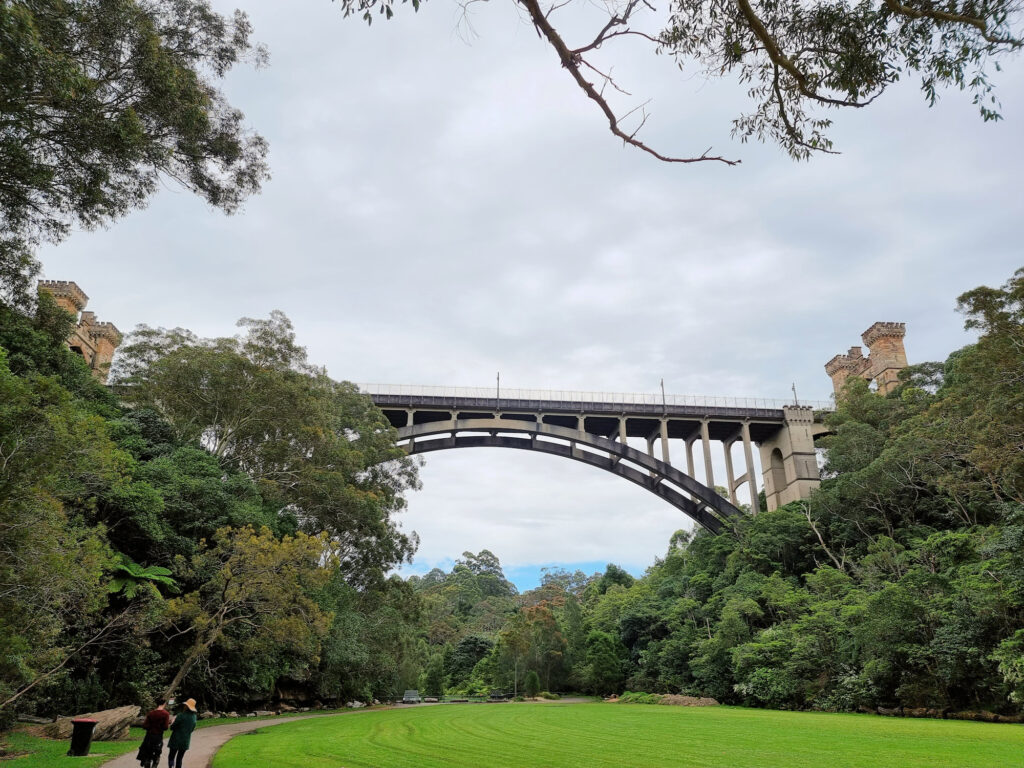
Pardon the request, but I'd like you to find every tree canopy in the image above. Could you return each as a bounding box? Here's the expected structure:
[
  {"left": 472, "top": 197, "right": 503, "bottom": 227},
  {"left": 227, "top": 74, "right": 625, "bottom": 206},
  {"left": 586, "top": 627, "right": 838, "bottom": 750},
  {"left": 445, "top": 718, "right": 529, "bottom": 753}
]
[
  {"left": 114, "top": 311, "right": 422, "bottom": 584},
  {"left": 0, "top": 0, "right": 268, "bottom": 304},
  {"left": 334, "top": 0, "right": 1022, "bottom": 163},
  {"left": 0, "top": 299, "right": 423, "bottom": 719}
]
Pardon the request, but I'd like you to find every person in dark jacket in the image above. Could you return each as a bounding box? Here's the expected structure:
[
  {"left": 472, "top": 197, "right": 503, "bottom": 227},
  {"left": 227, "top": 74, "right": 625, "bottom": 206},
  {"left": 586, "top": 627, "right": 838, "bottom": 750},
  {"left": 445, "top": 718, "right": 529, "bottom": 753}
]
[
  {"left": 137, "top": 700, "right": 171, "bottom": 768},
  {"left": 166, "top": 698, "right": 198, "bottom": 768}
]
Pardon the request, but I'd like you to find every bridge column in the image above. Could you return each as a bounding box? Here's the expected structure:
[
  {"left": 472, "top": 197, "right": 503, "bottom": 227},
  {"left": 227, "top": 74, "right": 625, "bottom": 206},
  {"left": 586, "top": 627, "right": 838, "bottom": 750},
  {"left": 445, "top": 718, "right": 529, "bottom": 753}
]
[
  {"left": 759, "top": 406, "right": 820, "bottom": 511},
  {"left": 700, "top": 420, "right": 715, "bottom": 489},
  {"left": 618, "top": 416, "right": 629, "bottom": 446},
  {"left": 659, "top": 419, "right": 670, "bottom": 465},
  {"left": 741, "top": 421, "right": 760, "bottom": 515},
  {"left": 646, "top": 431, "right": 657, "bottom": 478},
  {"left": 723, "top": 439, "right": 739, "bottom": 506},
  {"left": 685, "top": 437, "right": 696, "bottom": 478},
  {"left": 405, "top": 409, "right": 415, "bottom": 448}
]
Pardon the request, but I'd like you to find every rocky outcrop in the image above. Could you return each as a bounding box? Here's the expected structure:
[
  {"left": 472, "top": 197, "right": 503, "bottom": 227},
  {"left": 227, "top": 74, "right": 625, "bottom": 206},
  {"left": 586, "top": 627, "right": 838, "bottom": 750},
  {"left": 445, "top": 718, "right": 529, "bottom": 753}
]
[{"left": 46, "top": 705, "right": 141, "bottom": 741}]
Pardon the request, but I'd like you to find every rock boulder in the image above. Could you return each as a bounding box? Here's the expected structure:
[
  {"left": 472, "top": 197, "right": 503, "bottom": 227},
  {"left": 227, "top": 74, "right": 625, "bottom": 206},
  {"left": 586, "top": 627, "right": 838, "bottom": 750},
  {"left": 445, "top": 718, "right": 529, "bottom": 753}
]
[{"left": 46, "top": 705, "right": 141, "bottom": 741}]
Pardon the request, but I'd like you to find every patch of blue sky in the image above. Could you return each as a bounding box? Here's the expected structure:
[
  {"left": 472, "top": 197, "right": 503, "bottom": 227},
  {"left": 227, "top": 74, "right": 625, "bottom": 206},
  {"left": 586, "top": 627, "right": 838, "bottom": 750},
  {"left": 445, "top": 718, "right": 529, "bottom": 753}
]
[{"left": 397, "top": 559, "right": 647, "bottom": 593}]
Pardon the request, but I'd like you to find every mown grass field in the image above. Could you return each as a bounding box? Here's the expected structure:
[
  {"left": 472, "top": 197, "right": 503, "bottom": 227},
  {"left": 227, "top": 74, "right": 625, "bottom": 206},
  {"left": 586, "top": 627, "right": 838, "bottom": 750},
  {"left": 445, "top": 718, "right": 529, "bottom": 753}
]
[
  {"left": 0, "top": 710, "right": 343, "bottom": 766},
  {"left": 1, "top": 727, "right": 142, "bottom": 768},
  {"left": 212, "top": 701, "right": 1024, "bottom": 768}
]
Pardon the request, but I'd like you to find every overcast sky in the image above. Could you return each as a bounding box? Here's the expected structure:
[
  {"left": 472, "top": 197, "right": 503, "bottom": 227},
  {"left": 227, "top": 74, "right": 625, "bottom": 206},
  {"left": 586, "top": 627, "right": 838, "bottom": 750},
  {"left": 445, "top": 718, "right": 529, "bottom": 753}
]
[{"left": 38, "top": 0, "right": 1024, "bottom": 589}]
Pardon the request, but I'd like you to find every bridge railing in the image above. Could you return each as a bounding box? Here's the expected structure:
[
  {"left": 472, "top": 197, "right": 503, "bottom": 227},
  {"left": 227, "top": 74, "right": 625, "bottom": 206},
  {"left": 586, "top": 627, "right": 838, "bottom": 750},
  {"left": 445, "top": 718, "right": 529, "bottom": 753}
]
[{"left": 358, "top": 383, "right": 834, "bottom": 412}]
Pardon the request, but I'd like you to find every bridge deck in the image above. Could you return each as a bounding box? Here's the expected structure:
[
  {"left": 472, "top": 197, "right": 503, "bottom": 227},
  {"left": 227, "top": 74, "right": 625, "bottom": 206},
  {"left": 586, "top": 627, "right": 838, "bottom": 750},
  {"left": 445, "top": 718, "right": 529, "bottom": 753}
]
[
  {"left": 368, "top": 393, "right": 785, "bottom": 420},
  {"left": 363, "top": 385, "right": 831, "bottom": 443},
  {"left": 361, "top": 383, "right": 831, "bottom": 413}
]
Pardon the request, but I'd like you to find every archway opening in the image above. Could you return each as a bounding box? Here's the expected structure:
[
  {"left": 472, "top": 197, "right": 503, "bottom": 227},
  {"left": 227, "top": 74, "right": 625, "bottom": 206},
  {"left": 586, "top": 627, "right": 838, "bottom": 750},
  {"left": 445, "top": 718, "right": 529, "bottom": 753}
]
[{"left": 770, "top": 448, "right": 787, "bottom": 495}]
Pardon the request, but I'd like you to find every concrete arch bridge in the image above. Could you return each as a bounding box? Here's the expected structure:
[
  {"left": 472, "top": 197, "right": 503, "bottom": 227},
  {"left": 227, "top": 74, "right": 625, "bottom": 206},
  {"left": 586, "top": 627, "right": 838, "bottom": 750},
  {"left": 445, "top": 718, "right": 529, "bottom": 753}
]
[{"left": 362, "top": 385, "right": 833, "bottom": 534}]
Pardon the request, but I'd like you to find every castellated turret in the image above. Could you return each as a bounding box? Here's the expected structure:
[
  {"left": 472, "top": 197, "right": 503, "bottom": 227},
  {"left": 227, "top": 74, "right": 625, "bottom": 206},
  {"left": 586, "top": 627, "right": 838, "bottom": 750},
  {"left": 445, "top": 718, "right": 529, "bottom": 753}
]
[
  {"left": 38, "top": 280, "right": 89, "bottom": 314},
  {"left": 38, "top": 280, "right": 122, "bottom": 383},
  {"left": 825, "top": 322, "right": 907, "bottom": 396}
]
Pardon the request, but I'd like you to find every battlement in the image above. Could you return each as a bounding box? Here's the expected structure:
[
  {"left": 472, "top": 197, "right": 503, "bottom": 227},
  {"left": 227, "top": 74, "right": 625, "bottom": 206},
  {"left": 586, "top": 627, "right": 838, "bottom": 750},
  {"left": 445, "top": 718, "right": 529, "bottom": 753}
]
[
  {"left": 824, "top": 352, "right": 866, "bottom": 376},
  {"left": 862, "top": 321, "right": 906, "bottom": 348},
  {"left": 782, "top": 405, "right": 816, "bottom": 424},
  {"left": 36, "top": 280, "right": 121, "bottom": 383},
  {"left": 38, "top": 280, "right": 89, "bottom": 313},
  {"left": 826, "top": 322, "right": 908, "bottom": 397},
  {"left": 89, "top": 322, "right": 122, "bottom": 345}
]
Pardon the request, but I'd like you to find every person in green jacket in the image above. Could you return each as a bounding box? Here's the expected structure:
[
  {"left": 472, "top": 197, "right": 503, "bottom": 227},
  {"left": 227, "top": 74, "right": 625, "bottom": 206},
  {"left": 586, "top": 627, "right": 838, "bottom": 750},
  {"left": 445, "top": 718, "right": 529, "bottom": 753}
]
[{"left": 166, "top": 698, "right": 198, "bottom": 768}]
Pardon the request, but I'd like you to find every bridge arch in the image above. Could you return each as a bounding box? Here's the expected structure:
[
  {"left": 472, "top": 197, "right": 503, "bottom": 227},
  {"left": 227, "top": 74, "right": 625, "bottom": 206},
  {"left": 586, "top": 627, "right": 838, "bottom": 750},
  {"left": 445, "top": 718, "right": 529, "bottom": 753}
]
[{"left": 396, "top": 419, "right": 744, "bottom": 533}]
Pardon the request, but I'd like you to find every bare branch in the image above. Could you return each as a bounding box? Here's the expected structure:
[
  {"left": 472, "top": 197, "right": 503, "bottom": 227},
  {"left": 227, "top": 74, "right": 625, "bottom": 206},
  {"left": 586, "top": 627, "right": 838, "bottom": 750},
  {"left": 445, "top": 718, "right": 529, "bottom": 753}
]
[
  {"left": 580, "top": 61, "right": 633, "bottom": 97},
  {"left": 803, "top": 501, "right": 847, "bottom": 573},
  {"left": 516, "top": 0, "right": 740, "bottom": 164}
]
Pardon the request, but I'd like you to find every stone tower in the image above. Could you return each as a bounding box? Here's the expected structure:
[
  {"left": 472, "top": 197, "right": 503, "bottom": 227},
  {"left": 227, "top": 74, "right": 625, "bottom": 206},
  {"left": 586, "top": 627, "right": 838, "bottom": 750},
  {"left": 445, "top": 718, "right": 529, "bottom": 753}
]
[
  {"left": 37, "top": 280, "right": 122, "bottom": 383},
  {"left": 824, "top": 322, "right": 907, "bottom": 396}
]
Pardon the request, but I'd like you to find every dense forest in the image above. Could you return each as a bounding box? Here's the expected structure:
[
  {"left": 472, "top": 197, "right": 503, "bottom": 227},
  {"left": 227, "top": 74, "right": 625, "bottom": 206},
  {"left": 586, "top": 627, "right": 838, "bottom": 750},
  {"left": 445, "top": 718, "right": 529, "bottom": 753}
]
[
  {"left": 1, "top": 267, "right": 1021, "bottom": 727},
  {"left": 0, "top": 302, "right": 423, "bottom": 724}
]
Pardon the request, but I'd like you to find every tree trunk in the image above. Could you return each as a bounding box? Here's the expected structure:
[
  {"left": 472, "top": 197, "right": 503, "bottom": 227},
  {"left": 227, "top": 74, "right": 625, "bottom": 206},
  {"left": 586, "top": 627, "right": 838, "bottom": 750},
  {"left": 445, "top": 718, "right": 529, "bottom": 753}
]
[{"left": 163, "top": 640, "right": 208, "bottom": 700}]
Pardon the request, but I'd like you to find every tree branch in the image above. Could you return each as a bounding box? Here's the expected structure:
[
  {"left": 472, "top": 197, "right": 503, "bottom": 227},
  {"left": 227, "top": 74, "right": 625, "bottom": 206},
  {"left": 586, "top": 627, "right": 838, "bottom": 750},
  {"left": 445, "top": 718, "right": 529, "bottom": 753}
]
[
  {"left": 734, "top": 0, "right": 872, "bottom": 108},
  {"left": 882, "top": 0, "right": 1021, "bottom": 45},
  {"left": 516, "top": 0, "right": 740, "bottom": 164}
]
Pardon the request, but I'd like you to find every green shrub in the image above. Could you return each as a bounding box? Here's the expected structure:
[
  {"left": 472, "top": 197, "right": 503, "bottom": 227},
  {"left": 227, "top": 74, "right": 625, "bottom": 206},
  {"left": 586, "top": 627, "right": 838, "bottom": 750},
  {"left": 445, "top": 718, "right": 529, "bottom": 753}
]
[
  {"left": 524, "top": 671, "right": 541, "bottom": 698},
  {"left": 538, "top": 691, "right": 560, "bottom": 700}
]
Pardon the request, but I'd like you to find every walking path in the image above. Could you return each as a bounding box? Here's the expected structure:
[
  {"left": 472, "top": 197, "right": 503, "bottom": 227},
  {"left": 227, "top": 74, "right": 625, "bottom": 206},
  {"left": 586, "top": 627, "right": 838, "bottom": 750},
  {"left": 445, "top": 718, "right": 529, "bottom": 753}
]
[{"left": 100, "top": 713, "right": 341, "bottom": 768}]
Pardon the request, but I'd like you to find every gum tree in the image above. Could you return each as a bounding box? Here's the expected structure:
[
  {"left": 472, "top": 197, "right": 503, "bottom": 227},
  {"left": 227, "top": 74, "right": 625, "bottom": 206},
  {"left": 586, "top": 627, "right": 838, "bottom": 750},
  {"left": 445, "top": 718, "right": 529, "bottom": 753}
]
[
  {"left": 0, "top": 0, "right": 269, "bottom": 301},
  {"left": 333, "top": 0, "right": 1022, "bottom": 163}
]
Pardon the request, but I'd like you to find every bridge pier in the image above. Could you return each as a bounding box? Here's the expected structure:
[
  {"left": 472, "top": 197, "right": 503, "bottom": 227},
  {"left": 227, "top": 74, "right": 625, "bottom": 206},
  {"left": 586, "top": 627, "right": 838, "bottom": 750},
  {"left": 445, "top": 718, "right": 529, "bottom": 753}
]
[
  {"left": 759, "top": 406, "right": 820, "bottom": 511},
  {"left": 659, "top": 419, "right": 670, "bottom": 465},
  {"left": 723, "top": 437, "right": 739, "bottom": 506},
  {"left": 741, "top": 422, "right": 761, "bottom": 515},
  {"left": 700, "top": 420, "right": 715, "bottom": 489}
]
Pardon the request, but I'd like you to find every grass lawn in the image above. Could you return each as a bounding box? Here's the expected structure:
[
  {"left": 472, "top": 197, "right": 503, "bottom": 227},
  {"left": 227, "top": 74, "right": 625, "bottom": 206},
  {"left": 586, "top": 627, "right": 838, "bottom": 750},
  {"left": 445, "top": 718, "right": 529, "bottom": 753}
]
[
  {"left": 212, "top": 701, "right": 1024, "bottom": 768},
  {"left": 0, "top": 710, "right": 345, "bottom": 766},
  {"left": 1, "top": 727, "right": 142, "bottom": 768}
]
